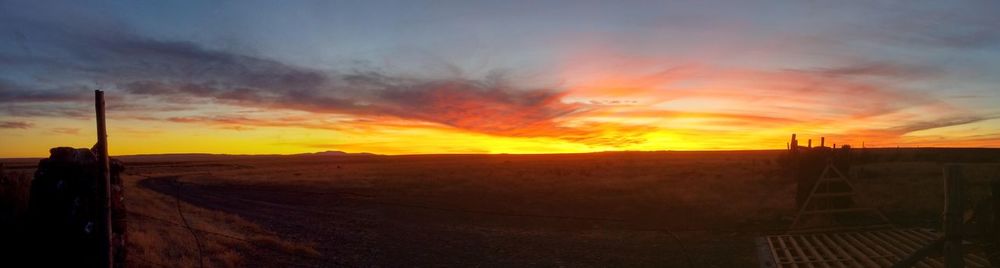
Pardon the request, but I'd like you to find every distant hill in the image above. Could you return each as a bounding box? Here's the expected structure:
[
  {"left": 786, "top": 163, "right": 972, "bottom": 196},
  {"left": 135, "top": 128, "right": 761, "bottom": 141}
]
[
  {"left": 293, "top": 150, "right": 377, "bottom": 156},
  {"left": 111, "top": 151, "right": 377, "bottom": 162}
]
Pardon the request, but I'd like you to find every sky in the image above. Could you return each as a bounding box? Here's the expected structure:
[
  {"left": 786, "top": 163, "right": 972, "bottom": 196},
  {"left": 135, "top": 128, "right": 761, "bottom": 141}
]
[{"left": 2, "top": 1, "right": 1000, "bottom": 157}]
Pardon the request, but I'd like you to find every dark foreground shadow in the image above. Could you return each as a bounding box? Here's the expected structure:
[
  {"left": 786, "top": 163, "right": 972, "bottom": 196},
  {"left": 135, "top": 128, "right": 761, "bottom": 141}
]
[{"left": 138, "top": 175, "right": 707, "bottom": 267}]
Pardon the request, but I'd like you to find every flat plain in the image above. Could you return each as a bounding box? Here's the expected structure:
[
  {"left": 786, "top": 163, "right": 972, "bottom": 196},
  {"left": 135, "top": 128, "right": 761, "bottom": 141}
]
[{"left": 5, "top": 149, "right": 1000, "bottom": 267}]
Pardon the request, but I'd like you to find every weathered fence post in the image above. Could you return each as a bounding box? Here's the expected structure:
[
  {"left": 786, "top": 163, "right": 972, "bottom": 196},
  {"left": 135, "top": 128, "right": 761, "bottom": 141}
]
[
  {"left": 990, "top": 177, "right": 1000, "bottom": 266},
  {"left": 95, "top": 90, "right": 113, "bottom": 268},
  {"left": 943, "top": 165, "right": 965, "bottom": 268},
  {"left": 790, "top": 134, "right": 798, "bottom": 153}
]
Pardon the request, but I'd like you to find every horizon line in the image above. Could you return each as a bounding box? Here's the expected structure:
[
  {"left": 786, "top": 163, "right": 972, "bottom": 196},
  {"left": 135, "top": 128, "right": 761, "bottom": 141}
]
[{"left": 4, "top": 146, "right": 1000, "bottom": 160}]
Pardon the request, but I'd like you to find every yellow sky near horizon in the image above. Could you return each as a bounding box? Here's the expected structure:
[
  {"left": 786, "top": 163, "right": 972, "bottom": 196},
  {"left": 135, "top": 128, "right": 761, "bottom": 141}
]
[{"left": 5, "top": 89, "right": 999, "bottom": 158}]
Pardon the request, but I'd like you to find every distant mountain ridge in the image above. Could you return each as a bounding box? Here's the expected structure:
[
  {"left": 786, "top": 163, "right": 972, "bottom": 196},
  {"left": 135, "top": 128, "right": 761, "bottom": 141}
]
[
  {"left": 103, "top": 151, "right": 377, "bottom": 162},
  {"left": 293, "top": 150, "right": 376, "bottom": 156}
]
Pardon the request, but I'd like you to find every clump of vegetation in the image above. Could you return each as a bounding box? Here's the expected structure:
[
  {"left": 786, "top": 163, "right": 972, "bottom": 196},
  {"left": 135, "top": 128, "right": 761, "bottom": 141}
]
[{"left": 0, "top": 168, "right": 31, "bottom": 230}]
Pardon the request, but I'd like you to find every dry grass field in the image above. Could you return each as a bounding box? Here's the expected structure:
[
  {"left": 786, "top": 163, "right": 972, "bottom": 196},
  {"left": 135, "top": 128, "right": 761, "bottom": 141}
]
[{"left": 3, "top": 149, "right": 1000, "bottom": 267}]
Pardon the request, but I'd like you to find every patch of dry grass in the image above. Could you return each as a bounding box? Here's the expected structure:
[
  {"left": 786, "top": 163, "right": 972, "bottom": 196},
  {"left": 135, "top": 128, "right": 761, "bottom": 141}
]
[
  {"left": 247, "top": 234, "right": 321, "bottom": 257},
  {"left": 123, "top": 169, "right": 319, "bottom": 267},
  {"left": 0, "top": 170, "right": 31, "bottom": 230}
]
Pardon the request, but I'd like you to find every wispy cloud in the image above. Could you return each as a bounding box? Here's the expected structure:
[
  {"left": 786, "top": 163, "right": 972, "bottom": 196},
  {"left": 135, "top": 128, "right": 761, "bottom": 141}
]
[
  {"left": 856, "top": 2, "right": 1000, "bottom": 50},
  {"left": 790, "top": 62, "right": 941, "bottom": 79},
  {"left": 51, "top": 127, "right": 79, "bottom": 135},
  {"left": 163, "top": 116, "right": 346, "bottom": 131},
  {"left": 0, "top": 121, "right": 32, "bottom": 129},
  {"left": 0, "top": 79, "right": 90, "bottom": 103},
  {"left": 0, "top": 15, "right": 597, "bottom": 141}
]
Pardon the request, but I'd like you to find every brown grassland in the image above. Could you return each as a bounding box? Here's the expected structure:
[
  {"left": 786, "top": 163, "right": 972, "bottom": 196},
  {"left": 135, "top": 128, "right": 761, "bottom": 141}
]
[{"left": 3, "top": 149, "right": 1000, "bottom": 267}]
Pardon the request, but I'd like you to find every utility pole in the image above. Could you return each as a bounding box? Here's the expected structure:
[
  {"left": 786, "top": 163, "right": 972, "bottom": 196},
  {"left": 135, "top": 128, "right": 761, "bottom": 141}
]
[{"left": 95, "top": 90, "right": 113, "bottom": 268}]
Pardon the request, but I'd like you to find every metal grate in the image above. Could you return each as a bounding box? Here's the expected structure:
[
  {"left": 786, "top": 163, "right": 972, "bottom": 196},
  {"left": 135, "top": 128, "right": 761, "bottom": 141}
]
[{"left": 757, "top": 228, "right": 990, "bottom": 268}]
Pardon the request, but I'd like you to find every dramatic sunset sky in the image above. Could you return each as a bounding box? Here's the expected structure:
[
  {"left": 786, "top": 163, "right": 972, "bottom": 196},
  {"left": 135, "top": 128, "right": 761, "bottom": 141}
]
[{"left": 2, "top": 1, "right": 1000, "bottom": 157}]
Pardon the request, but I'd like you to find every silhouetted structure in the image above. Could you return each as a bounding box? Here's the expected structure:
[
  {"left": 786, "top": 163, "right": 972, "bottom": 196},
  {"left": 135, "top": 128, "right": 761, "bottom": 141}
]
[
  {"left": 18, "top": 90, "right": 126, "bottom": 267},
  {"left": 786, "top": 134, "right": 852, "bottom": 209},
  {"left": 782, "top": 134, "right": 890, "bottom": 233},
  {"left": 760, "top": 136, "right": 991, "bottom": 267},
  {"left": 27, "top": 147, "right": 127, "bottom": 267}
]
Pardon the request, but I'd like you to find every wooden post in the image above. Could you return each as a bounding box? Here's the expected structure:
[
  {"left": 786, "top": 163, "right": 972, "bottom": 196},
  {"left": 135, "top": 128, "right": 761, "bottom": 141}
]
[
  {"left": 95, "top": 90, "right": 113, "bottom": 268},
  {"left": 820, "top": 137, "right": 825, "bottom": 147},
  {"left": 990, "top": 178, "right": 1000, "bottom": 266},
  {"left": 808, "top": 139, "right": 812, "bottom": 148},
  {"left": 943, "top": 165, "right": 965, "bottom": 268},
  {"left": 791, "top": 134, "right": 798, "bottom": 153}
]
